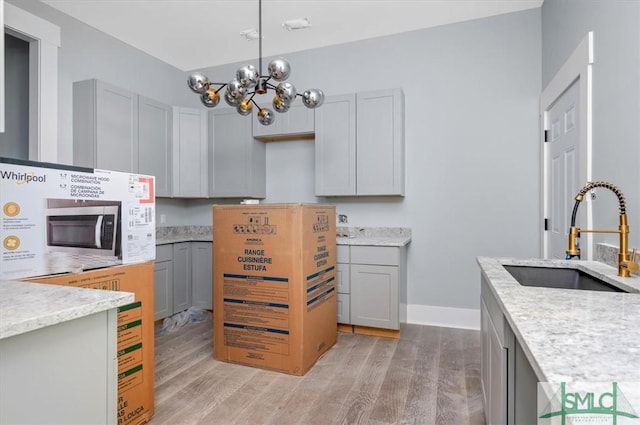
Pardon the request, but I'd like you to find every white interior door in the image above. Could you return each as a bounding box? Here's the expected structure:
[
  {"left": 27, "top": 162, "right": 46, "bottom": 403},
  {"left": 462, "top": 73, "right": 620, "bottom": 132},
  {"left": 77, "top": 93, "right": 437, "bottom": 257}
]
[
  {"left": 541, "top": 32, "right": 593, "bottom": 260},
  {"left": 546, "top": 80, "right": 580, "bottom": 259}
]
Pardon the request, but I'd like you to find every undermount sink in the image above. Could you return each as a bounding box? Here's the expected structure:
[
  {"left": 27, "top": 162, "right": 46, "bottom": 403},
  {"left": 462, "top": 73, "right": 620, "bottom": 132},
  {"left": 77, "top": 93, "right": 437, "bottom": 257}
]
[{"left": 504, "top": 265, "right": 625, "bottom": 292}]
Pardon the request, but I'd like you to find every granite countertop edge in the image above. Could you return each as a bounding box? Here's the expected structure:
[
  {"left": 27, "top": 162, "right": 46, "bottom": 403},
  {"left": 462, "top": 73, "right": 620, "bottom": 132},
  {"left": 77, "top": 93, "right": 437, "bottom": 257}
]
[
  {"left": 0, "top": 280, "right": 134, "bottom": 340},
  {"left": 476, "top": 256, "right": 640, "bottom": 386},
  {"left": 336, "top": 236, "right": 411, "bottom": 247},
  {"left": 156, "top": 235, "right": 411, "bottom": 247},
  {"left": 156, "top": 226, "right": 411, "bottom": 247}
]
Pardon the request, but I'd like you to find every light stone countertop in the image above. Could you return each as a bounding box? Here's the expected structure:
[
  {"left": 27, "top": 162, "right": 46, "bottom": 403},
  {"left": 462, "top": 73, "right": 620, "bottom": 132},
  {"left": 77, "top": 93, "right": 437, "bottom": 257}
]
[
  {"left": 156, "top": 226, "right": 411, "bottom": 247},
  {"left": 336, "top": 235, "right": 411, "bottom": 247},
  {"left": 476, "top": 257, "right": 640, "bottom": 386},
  {"left": 0, "top": 279, "right": 134, "bottom": 340}
]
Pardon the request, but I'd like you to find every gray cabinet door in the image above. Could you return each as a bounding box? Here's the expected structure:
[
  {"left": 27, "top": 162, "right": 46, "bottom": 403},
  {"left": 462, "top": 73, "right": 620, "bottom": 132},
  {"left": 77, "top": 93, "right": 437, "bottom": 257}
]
[
  {"left": 172, "top": 107, "right": 208, "bottom": 197},
  {"left": 153, "top": 259, "right": 173, "bottom": 321},
  {"left": 73, "top": 79, "right": 139, "bottom": 172},
  {"left": 191, "top": 242, "right": 212, "bottom": 310},
  {"left": 314, "top": 94, "right": 357, "bottom": 196},
  {"left": 336, "top": 262, "right": 350, "bottom": 294},
  {"left": 139, "top": 96, "right": 172, "bottom": 197},
  {"left": 481, "top": 279, "right": 510, "bottom": 425},
  {"left": 513, "top": 340, "right": 538, "bottom": 425},
  {"left": 252, "top": 103, "right": 314, "bottom": 140},
  {"left": 489, "top": 311, "right": 507, "bottom": 425},
  {"left": 172, "top": 242, "right": 192, "bottom": 314},
  {"left": 356, "top": 89, "right": 405, "bottom": 196},
  {"left": 480, "top": 298, "right": 490, "bottom": 422},
  {"left": 337, "top": 293, "right": 350, "bottom": 324},
  {"left": 350, "top": 263, "right": 399, "bottom": 329},
  {"left": 208, "top": 108, "right": 265, "bottom": 198}
]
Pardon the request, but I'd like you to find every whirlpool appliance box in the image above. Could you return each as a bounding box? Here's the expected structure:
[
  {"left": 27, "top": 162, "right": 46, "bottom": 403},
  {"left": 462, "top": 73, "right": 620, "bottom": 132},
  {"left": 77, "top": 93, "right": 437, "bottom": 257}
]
[
  {"left": 0, "top": 158, "right": 155, "bottom": 280},
  {"left": 213, "top": 203, "right": 337, "bottom": 375},
  {"left": 28, "top": 262, "right": 155, "bottom": 425}
]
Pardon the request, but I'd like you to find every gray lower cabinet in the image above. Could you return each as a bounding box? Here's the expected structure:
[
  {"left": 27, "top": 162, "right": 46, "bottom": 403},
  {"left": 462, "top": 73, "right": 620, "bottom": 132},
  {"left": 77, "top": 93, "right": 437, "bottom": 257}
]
[
  {"left": 347, "top": 245, "right": 407, "bottom": 330},
  {"left": 208, "top": 108, "right": 266, "bottom": 198},
  {"left": 481, "top": 295, "right": 508, "bottom": 425},
  {"left": 315, "top": 89, "right": 405, "bottom": 197},
  {"left": 139, "top": 96, "right": 172, "bottom": 197},
  {"left": 73, "top": 79, "right": 139, "bottom": 173},
  {"left": 154, "top": 244, "right": 173, "bottom": 320},
  {"left": 0, "top": 309, "right": 118, "bottom": 424},
  {"left": 351, "top": 263, "right": 399, "bottom": 329},
  {"left": 172, "top": 242, "right": 192, "bottom": 314},
  {"left": 513, "top": 339, "right": 539, "bottom": 425},
  {"left": 480, "top": 275, "right": 539, "bottom": 425},
  {"left": 172, "top": 107, "right": 208, "bottom": 197},
  {"left": 191, "top": 242, "right": 213, "bottom": 310},
  {"left": 336, "top": 245, "right": 351, "bottom": 324},
  {"left": 154, "top": 242, "right": 212, "bottom": 320}
]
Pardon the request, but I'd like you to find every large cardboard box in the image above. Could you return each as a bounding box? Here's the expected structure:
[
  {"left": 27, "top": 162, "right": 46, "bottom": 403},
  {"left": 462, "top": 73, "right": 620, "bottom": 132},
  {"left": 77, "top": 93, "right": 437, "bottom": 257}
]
[
  {"left": 213, "top": 203, "right": 337, "bottom": 375},
  {"left": 27, "top": 262, "right": 155, "bottom": 425},
  {"left": 0, "top": 157, "right": 155, "bottom": 280}
]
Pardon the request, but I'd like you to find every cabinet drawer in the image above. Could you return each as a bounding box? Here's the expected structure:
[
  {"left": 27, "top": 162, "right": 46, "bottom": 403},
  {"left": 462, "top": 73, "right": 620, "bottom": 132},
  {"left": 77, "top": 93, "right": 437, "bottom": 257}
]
[
  {"left": 350, "top": 246, "right": 399, "bottom": 266},
  {"left": 336, "top": 263, "right": 350, "bottom": 293},
  {"left": 337, "top": 245, "right": 350, "bottom": 263},
  {"left": 156, "top": 244, "right": 173, "bottom": 262}
]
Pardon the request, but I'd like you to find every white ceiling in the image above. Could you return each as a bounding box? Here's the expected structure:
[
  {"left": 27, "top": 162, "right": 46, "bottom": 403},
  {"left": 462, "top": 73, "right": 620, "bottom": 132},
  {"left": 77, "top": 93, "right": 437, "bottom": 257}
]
[{"left": 40, "top": 0, "right": 543, "bottom": 71}]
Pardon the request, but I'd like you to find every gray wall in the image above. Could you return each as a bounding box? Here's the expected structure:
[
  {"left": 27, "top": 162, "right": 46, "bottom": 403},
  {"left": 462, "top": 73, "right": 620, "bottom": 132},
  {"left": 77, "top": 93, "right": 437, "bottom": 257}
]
[
  {"left": 4, "top": 0, "right": 195, "bottom": 164},
  {"left": 4, "top": 1, "right": 544, "bottom": 316},
  {"left": 542, "top": 0, "right": 640, "bottom": 249},
  {"left": 0, "top": 34, "right": 29, "bottom": 159},
  {"left": 186, "top": 9, "right": 543, "bottom": 312}
]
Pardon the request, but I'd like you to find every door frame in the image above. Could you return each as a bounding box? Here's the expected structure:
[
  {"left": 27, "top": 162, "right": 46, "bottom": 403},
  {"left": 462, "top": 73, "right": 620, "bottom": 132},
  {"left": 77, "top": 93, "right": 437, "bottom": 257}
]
[
  {"left": 540, "top": 32, "right": 594, "bottom": 259},
  {"left": 4, "top": 2, "right": 60, "bottom": 162}
]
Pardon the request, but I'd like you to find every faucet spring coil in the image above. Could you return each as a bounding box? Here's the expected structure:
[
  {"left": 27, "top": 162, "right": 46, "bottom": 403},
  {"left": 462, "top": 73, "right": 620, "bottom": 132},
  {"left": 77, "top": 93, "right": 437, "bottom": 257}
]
[{"left": 579, "top": 181, "right": 626, "bottom": 215}]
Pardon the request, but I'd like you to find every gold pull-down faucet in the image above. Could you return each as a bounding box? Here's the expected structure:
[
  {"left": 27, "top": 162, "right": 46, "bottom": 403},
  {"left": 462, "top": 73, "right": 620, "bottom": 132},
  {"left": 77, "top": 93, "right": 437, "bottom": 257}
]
[{"left": 566, "top": 181, "right": 639, "bottom": 277}]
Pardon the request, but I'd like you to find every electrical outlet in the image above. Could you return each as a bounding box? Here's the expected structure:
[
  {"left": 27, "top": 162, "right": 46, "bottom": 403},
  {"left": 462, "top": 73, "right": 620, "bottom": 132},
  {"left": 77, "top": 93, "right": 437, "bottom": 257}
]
[{"left": 338, "top": 214, "right": 348, "bottom": 224}]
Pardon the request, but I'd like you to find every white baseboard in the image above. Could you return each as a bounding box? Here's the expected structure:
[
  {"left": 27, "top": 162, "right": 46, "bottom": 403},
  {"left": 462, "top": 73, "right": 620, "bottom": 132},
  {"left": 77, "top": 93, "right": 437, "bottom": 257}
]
[{"left": 406, "top": 304, "right": 480, "bottom": 330}]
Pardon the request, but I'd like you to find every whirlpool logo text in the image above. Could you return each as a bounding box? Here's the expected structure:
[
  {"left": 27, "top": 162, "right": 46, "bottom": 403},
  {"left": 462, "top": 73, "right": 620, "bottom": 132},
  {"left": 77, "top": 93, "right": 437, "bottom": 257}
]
[{"left": 0, "top": 170, "right": 47, "bottom": 185}]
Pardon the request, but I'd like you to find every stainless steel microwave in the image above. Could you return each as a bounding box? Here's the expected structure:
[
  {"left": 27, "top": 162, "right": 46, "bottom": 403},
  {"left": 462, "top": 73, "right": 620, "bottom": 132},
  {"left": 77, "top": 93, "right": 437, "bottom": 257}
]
[{"left": 46, "top": 205, "right": 120, "bottom": 256}]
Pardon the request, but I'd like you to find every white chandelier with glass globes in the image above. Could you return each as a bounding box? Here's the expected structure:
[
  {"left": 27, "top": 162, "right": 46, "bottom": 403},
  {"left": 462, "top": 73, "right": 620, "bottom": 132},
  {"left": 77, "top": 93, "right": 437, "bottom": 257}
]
[{"left": 186, "top": 0, "right": 324, "bottom": 126}]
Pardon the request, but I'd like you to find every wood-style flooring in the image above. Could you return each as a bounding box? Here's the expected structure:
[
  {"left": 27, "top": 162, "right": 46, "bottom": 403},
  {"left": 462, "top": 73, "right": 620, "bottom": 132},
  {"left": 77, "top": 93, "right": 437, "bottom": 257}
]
[{"left": 151, "top": 317, "right": 486, "bottom": 425}]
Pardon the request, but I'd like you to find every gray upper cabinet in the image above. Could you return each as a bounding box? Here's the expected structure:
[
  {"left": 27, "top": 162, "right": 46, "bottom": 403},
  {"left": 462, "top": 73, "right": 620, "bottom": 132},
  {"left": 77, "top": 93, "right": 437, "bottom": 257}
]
[
  {"left": 139, "top": 96, "right": 172, "bottom": 197},
  {"left": 208, "top": 108, "right": 266, "bottom": 198},
  {"left": 315, "top": 89, "right": 405, "bottom": 196},
  {"left": 172, "top": 107, "right": 208, "bottom": 197},
  {"left": 315, "top": 94, "right": 357, "bottom": 196},
  {"left": 356, "top": 89, "right": 405, "bottom": 196},
  {"left": 252, "top": 103, "right": 314, "bottom": 141},
  {"left": 73, "top": 79, "right": 139, "bottom": 173}
]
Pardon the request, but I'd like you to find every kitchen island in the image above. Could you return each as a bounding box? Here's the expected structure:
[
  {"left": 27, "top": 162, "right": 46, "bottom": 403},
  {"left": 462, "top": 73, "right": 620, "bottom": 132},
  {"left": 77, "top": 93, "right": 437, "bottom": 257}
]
[
  {"left": 0, "top": 279, "right": 134, "bottom": 425},
  {"left": 477, "top": 257, "right": 640, "bottom": 424}
]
